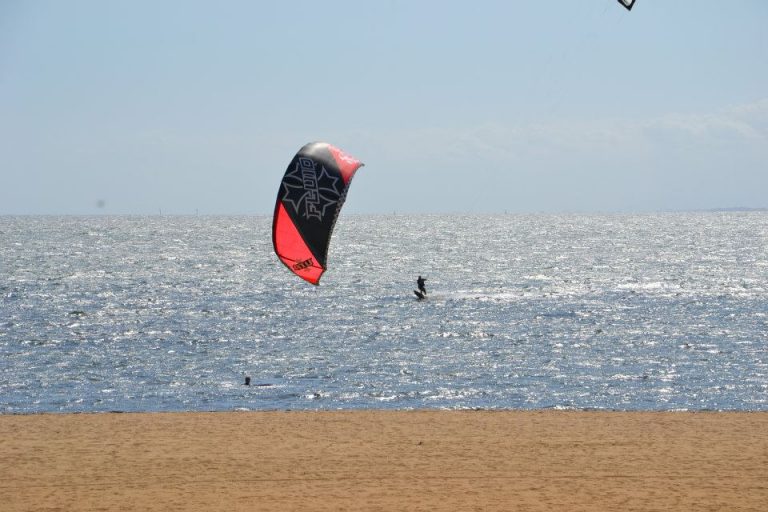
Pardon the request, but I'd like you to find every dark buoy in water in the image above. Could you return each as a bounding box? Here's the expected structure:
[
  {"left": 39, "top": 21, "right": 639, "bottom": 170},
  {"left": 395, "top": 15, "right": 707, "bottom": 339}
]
[{"left": 244, "top": 376, "right": 251, "bottom": 386}]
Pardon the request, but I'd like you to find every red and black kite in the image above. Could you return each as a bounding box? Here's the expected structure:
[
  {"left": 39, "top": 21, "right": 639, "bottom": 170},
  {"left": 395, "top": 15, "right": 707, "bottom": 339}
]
[{"left": 272, "top": 142, "right": 364, "bottom": 285}]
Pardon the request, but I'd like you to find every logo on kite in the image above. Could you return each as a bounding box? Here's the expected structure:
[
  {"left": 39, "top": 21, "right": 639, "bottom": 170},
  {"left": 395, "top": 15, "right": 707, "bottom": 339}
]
[
  {"left": 617, "top": 0, "right": 635, "bottom": 10},
  {"left": 292, "top": 258, "right": 314, "bottom": 271},
  {"left": 281, "top": 157, "right": 342, "bottom": 221},
  {"left": 272, "top": 142, "right": 364, "bottom": 285}
]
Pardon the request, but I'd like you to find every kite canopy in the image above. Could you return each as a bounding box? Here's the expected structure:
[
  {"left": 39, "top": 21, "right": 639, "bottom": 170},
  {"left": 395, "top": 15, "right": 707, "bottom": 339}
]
[
  {"left": 617, "top": 0, "right": 635, "bottom": 10},
  {"left": 272, "top": 142, "right": 364, "bottom": 285}
]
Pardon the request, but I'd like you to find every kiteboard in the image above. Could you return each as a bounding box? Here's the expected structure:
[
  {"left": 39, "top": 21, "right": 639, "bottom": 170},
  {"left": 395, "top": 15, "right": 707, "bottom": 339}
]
[{"left": 413, "top": 290, "right": 426, "bottom": 300}]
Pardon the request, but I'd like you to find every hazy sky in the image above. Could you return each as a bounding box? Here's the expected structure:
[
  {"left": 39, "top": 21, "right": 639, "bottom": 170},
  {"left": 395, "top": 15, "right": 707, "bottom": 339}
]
[{"left": 2, "top": 1, "right": 766, "bottom": 214}]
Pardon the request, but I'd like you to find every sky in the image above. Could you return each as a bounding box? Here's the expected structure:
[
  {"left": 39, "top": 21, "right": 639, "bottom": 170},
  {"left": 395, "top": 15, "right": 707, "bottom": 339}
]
[{"left": 1, "top": 1, "right": 766, "bottom": 215}]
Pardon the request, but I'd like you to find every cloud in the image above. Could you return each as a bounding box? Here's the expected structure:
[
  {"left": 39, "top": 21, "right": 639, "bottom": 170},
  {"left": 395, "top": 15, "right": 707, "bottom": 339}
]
[
  {"left": 362, "top": 98, "right": 768, "bottom": 168},
  {"left": 644, "top": 99, "right": 768, "bottom": 147},
  {"left": 344, "top": 98, "right": 768, "bottom": 212}
]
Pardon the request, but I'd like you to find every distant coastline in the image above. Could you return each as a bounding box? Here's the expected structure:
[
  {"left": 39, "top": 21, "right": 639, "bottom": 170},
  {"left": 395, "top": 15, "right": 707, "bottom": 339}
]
[
  {"left": 1, "top": 208, "right": 767, "bottom": 216},
  {"left": 700, "top": 207, "right": 768, "bottom": 212}
]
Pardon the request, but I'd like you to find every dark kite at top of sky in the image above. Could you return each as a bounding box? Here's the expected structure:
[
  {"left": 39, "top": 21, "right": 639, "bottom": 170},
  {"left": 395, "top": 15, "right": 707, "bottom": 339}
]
[
  {"left": 617, "top": 0, "right": 636, "bottom": 10},
  {"left": 272, "top": 142, "right": 364, "bottom": 285}
]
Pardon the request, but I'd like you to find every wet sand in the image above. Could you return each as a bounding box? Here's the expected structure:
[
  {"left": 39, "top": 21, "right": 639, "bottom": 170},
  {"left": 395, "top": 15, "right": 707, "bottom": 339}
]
[{"left": 1, "top": 411, "right": 766, "bottom": 511}]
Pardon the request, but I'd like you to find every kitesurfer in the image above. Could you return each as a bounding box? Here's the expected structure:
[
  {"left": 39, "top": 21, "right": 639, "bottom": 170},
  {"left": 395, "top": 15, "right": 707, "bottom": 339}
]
[{"left": 417, "top": 276, "right": 427, "bottom": 296}]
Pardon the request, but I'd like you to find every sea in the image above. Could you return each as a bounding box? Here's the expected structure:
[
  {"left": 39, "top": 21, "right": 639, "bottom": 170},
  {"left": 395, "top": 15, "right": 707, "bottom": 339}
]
[{"left": 1, "top": 213, "right": 767, "bottom": 413}]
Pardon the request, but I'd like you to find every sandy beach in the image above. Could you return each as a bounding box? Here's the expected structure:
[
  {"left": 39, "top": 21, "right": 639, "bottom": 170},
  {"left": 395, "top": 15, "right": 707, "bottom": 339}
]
[{"left": 1, "top": 411, "right": 766, "bottom": 511}]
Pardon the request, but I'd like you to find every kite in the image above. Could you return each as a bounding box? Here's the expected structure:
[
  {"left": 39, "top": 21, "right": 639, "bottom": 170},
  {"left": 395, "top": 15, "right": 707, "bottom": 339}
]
[
  {"left": 272, "top": 142, "right": 364, "bottom": 285},
  {"left": 617, "top": 0, "right": 635, "bottom": 10}
]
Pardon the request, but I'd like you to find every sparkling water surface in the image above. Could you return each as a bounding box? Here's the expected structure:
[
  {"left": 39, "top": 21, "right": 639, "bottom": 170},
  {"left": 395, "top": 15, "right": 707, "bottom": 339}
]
[{"left": 1, "top": 213, "right": 767, "bottom": 413}]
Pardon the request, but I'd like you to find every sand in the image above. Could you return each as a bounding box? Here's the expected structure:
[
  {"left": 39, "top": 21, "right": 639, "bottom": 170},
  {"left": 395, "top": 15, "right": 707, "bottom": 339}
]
[{"left": 1, "top": 411, "right": 766, "bottom": 511}]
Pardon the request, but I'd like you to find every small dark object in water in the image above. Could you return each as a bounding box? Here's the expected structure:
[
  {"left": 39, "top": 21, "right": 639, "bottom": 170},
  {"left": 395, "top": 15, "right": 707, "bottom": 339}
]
[{"left": 244, "top": 376, "right": 251, "bottom": 386}]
